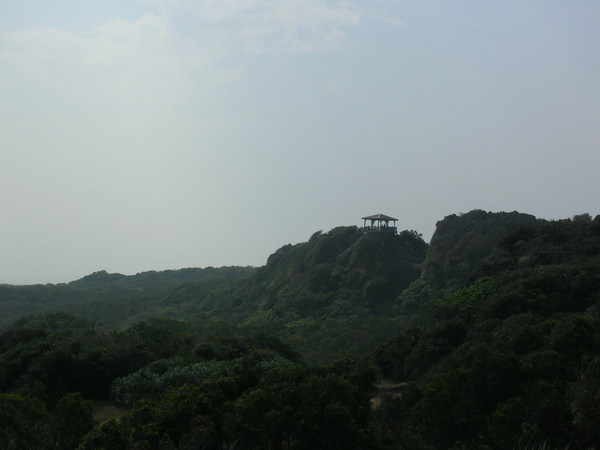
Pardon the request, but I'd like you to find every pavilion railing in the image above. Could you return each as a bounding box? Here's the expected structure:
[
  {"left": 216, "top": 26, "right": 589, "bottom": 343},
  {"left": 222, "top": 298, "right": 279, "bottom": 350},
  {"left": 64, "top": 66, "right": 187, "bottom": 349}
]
[{"left": 363, "top": 225, "right": 397, "bottom": 234}]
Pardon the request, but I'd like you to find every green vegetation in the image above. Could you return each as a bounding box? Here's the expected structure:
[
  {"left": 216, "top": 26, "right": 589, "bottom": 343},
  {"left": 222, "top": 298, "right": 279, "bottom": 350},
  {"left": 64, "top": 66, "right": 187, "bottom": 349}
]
[
  {"left": 1, "top": 211, "right": 600, "bottom": 448},
  {"left": 374, "top": 214, "right": 600, "bottom": 448},
  {"left": 0, "top": 266, "right": 255, "bottom": 328},
  {"left": 0, "top": 313, "right": 377, "bottom": 449}
]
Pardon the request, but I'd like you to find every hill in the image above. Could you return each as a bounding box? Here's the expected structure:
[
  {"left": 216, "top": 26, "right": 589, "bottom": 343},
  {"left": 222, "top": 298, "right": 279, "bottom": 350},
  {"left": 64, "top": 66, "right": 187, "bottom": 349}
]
[
  {"left": 1, "top": 209, "right": 600, "bottom": 448},
  {"left": 0, "top": 225, "right": 430, "bottom": 360},
  {"left": 144, "top": 225, "right": 429, "bottom": 361},
  {"left": 0, "top": 266, "right": 254, "bottom": 328},
  {"left": 205, "top": 226, "right": 428, "bottom": 320},
  {"left": 374, "top": 213, "right": 600, "bottom": 448},
  {"left": 421, "top": 209, "right": 543, "bottom": 289}
]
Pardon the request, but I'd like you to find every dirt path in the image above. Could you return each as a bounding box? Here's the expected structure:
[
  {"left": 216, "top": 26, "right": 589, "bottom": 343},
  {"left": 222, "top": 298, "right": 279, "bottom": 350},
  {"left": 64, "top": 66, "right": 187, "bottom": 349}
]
[
  {"left": 371, "top": 379, "right": 407, "bottom": 410},
  {"left": 92, "top": 401, "right": 127, "bottom": 422}
]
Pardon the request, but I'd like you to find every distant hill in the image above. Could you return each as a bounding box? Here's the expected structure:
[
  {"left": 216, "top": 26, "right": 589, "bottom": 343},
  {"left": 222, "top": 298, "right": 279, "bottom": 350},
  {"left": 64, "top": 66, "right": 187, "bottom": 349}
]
[
  {"left": 67, "top": 266, "right": 256, "bottom": 295},
  {"left": 0, "top": 266, "right": 255, "bottom": 328}
]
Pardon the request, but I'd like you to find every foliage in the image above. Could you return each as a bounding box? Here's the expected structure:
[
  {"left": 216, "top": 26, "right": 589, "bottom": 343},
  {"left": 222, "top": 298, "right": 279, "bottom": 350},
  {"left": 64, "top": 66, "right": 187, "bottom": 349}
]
[
  {"left": 83, "top": 343, "right": 377, "bottom": 449},
  {"left": 0, "top": 389, "right": 94, "bottom": 449},
  {"left": 373, "top": 214, "right": 600, "bottom": 448},
  {"left": 0, "top": 266, "right": 254, "bottom": 328},
  {"left": 1, "top": 312, "right": 372, "bottom": 449},
  {"left": 1, "top": 211, "right": 600, "bottom": 448},
  {"left": 421, "top": 210, "right": 542, "bottom": 290}
]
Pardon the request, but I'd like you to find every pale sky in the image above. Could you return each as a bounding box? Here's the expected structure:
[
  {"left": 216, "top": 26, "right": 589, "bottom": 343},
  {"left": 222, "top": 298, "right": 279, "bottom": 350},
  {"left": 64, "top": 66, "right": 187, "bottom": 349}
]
[{"left": 1, "top": 1, "right": 599, "bottom": 284}]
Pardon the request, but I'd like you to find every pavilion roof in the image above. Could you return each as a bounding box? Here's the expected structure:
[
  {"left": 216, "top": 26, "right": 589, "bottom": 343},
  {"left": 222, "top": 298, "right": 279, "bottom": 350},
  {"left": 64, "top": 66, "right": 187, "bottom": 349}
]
[{"left": 362, "top": 214, "right": 398, "bottom": 221}]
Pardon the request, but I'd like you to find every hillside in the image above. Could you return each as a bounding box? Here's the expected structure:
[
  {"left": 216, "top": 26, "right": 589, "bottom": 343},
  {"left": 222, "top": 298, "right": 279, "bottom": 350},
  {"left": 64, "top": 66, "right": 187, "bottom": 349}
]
[
  {"left": 149, "top": 225, "right": 429, "bottom": 361},
  {"left": 374, "top": 213, "right": 600, "bottom": 448},
  {"left": 1, "top": 210, "right": 600, "bottom": 448},
  {"left": 0, "top": 225, "right": 430, "bottom": 360},
  {"left": 0, "top": 266, "right": 255, "bottom": 328},
  {"left": 398, "top": 209, "right": 545, "bottom": 313},
  {"left": 422, "top": 209, "right": 543, "bottom": 289},
  {"left": 208, "top": 226, "right": 428, "bottom": 320}
]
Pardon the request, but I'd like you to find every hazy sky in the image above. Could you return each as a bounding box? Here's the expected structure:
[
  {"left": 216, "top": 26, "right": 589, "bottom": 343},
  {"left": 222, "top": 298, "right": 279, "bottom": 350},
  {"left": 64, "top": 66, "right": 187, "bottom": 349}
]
[{"left": 1, "top": 1, "right": 599, "bottom": 284}]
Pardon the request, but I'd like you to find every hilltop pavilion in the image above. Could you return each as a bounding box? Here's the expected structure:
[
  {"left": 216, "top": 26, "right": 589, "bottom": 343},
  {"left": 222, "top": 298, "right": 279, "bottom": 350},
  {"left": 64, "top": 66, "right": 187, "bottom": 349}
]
[{"left": 362, "top": 214, "right": 398, "bottom": 234}]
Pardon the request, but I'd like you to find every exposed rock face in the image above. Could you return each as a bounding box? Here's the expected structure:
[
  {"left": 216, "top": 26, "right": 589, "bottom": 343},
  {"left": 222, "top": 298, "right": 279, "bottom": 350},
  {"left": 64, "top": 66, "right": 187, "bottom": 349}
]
[{"left": 422, "top": 210, "right": 543, "bottom": 290}]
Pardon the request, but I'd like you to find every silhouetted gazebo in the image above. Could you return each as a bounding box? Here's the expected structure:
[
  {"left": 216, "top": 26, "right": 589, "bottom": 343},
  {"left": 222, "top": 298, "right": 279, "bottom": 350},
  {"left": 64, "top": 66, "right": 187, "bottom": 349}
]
[{"left": 362, "top": 214, "right": 398, "bottom": 234}]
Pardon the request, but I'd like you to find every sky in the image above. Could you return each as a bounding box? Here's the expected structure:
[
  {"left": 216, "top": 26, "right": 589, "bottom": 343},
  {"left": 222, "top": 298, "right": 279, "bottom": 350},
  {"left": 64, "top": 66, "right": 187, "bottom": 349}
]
[{"left": 1, "top": 0, "right": 599, "bottom": 284}]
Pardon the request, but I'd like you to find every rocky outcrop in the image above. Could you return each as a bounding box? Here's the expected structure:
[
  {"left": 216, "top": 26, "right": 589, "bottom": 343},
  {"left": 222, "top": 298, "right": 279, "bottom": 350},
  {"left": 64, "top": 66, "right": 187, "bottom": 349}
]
[{"left": 421, "top": 210, "right": 543, "bottom": 290}]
